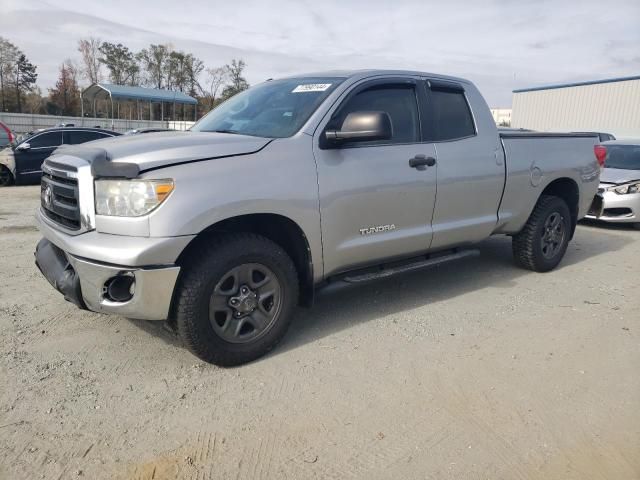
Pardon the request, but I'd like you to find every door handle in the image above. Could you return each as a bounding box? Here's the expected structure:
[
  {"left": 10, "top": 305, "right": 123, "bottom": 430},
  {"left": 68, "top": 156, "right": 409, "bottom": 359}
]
[{"left": 409, "top": 155, "right": 436, "bottom": 168}]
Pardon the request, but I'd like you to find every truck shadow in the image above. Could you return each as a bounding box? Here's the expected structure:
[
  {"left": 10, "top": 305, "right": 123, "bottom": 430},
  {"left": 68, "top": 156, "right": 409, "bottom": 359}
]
[
  {"left": 126, "top": 226, "right": 632, "bottom": 360},
  {"left": 277, "top": 227, "right": 633, "bottom": 356}
]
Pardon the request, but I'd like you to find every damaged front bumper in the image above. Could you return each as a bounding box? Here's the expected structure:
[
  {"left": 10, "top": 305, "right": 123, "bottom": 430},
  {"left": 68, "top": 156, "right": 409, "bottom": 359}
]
[
  {"left": 585, "top": 189, "right": 640, "bottom": 224},
  {"left": 35, "top": 238, "right": 180, "bottom": 321}
]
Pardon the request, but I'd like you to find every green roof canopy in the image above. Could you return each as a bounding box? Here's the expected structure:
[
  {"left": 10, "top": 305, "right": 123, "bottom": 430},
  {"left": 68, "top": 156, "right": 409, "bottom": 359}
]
[{"left": 82, "top": 83, "right": 198, "bottom": 105}]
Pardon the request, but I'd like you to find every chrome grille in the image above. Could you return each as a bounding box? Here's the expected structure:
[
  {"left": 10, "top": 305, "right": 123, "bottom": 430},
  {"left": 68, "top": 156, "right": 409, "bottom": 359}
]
[{"left": 41, "top": 167, "right": 81, "bottom": 231}]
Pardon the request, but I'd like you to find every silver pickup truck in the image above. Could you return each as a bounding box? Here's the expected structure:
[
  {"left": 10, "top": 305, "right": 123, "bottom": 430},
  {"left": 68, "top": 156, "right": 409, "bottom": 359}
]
[{"left": 34, "top": 70, "right": 602, "bottom": 365}]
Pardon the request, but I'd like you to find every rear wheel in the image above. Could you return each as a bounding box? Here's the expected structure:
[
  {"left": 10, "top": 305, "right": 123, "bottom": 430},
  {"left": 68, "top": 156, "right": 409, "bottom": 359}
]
[
  {"left": 173, "top": 233, "right": 299, "bottom": 366},
  {"left": 0, "top": 165, "right": 14, "bottom": 187},
  {"left": 512, "top": 195, "right": 572, "bottom": 272}
]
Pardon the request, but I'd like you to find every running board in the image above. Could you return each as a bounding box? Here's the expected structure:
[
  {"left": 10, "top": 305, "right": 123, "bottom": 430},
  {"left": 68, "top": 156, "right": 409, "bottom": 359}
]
[{"left": 341, "top": 249, "right": 480, "bottom": 284}]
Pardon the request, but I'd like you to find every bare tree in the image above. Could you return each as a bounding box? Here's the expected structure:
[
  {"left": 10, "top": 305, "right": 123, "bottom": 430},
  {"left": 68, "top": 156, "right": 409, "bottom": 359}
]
[
  {"left": 48, "top": 59, "right": 81, "bottom": 116},
  {"left": 77, "top": 37, "right": 102, "bottom": 84},
  {"left": 24, "top": 86, "right": 45, "bottom": 114},
  {"left": 204, "top": 66, "right": 228, "bottom": 109}
]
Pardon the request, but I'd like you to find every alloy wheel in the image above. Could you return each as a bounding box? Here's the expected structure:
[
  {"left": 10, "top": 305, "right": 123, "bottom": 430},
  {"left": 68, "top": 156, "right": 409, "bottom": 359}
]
[{"left": 208, "top": 263, "right": 282, "bottom": 344}]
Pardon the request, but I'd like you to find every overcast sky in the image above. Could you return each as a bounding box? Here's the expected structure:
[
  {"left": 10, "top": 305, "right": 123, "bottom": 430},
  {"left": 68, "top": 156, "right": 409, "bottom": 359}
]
[{"left": 3, "top": 0, "right": 639, "bottom": 106}]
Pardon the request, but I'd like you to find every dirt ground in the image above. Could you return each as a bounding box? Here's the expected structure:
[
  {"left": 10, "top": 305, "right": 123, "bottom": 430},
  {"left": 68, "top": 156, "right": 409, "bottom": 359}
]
[{"left": 1, "top": 185, "right": 639, "bottom": 480}]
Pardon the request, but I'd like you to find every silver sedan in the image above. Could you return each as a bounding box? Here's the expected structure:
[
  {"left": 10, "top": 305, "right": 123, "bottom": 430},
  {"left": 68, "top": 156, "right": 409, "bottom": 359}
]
[{"left": 587, "top": 140, "right": 640, "bottom": 229}]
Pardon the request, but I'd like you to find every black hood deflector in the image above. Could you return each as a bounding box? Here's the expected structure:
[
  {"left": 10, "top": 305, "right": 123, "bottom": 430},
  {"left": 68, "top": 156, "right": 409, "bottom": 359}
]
[{"left": 51, "top": 136, "right": 273, "bottom": 179}]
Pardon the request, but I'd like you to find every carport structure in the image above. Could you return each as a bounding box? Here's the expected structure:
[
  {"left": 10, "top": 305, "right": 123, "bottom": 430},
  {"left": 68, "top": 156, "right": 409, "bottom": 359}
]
[{"left": 81, "top": 83, "right": 198, "bottom": 126}]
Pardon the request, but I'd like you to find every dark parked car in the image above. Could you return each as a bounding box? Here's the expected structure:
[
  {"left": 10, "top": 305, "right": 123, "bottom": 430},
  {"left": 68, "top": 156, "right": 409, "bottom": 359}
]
[
  {"left": 0, "top": 127, "right": 120, "bottom": 186},
  {"left": 0, "top": 121, "right": 15, "bottom": 148}
]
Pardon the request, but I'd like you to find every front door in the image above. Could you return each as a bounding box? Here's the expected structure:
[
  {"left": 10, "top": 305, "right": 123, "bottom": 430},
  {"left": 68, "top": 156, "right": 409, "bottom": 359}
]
[
  {"left": 15, "top": 131, "right": 63, "bottom": 180},
  {"left": 313, "top": 78, "right": 438, "bottom": 277}
]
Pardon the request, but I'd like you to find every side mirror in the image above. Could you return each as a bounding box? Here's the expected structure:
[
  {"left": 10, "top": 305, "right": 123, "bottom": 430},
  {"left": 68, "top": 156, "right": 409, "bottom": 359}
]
[
  {"left": 325, "top": 111, "right": 392, "bottom": 143},
  {"left": 16, "top": 142, "right": 30, "bottom": 151}
]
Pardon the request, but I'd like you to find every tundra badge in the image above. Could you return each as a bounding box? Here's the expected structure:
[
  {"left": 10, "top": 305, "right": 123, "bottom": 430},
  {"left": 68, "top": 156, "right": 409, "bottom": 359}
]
[{"left": 359, "top": 224, "right": 396, "bottom": 235}]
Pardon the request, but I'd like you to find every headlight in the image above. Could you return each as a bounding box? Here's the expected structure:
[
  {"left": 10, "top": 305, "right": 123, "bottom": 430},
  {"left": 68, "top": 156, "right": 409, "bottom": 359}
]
[
  {"left": 611, "top": 182, "right": 640, "bottom": 195},
  {"left": 95, "top": 179, "right": 174, "bottom": 217}
]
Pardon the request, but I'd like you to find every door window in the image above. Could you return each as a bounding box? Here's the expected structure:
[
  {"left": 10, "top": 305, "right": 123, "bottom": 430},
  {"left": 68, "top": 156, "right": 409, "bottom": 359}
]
[
  {"left": 66, "top": 130, "right": 109, "bottom": 145},
  {"left": 334, "top": 85, "right": 420, "bottom": 145},
  {"left": 28, "top": 132, "right": 62, "bottom": 148},
  {"left": 425, "top": 87, "right": 475, "bottom": 141}
]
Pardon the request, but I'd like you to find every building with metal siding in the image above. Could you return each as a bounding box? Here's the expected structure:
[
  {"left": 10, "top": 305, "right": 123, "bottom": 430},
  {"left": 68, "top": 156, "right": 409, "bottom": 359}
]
[{"left": 511, "top": 76, "right": 640, "bottom": 139}]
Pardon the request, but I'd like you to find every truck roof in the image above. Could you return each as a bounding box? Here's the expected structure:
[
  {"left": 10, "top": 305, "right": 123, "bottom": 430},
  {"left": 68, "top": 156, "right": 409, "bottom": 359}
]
[{"left": 278, "top": 69, "right": 471, "bottom": 85}]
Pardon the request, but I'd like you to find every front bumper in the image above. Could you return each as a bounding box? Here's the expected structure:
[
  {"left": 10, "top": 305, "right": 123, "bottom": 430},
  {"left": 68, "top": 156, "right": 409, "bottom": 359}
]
[
  {"left": 585, "top": 188, "right": 640, "bottom": 224},
  {"left": 35, "top": 238, "right": 180, "bottom": 320},
  {"left": 37, "top": 208, "right": 194, "bottom": 266}
]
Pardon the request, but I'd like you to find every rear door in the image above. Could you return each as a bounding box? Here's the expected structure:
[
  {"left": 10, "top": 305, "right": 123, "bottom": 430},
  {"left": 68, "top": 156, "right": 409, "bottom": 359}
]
[
  {"left": 423, "top": 79, "right": 505, "bottom": 249},
  {"left": 15, "top": 131, "right": 63, "bottom": 179},
  {"left": 313, "top": 77, "right": 438, "bottom": 276}
]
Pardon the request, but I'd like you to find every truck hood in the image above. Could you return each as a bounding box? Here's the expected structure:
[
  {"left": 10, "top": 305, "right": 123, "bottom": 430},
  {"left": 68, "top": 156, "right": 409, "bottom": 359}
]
[
  {"left": 50, "top": 131, "right": 272, "bottom": 176},
  {"left": 600, "top": 168, "right": 640, "bottom": 185}
]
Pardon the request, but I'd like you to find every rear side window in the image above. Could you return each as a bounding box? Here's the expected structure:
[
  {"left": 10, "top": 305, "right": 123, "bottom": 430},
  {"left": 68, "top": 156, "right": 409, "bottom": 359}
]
[
  {"left": 66, "top": 131, "right": 109, "bottom": 145},
  {"left": 334, "top": 85, "right": 420, "bottom": 145},
  {"left": 28, "top": 132, "right": 62, "bottom": 148},
  {"left": 426, "top": 86, "right": 475, "bottom": 141}
]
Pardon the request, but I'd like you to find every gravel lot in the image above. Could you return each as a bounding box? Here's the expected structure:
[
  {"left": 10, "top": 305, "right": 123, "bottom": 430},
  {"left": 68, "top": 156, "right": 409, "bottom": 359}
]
[{"left": 1, "top": 185, "right": 639, "bottom": 480}]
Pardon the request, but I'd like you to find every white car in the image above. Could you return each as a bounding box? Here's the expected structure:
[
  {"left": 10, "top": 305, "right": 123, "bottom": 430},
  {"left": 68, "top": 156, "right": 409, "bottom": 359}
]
[{"left": 588, "top": 140, "right": 640, "bottom": 229}]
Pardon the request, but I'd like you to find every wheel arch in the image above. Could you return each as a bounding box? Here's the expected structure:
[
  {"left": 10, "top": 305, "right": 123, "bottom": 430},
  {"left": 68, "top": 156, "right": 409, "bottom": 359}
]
[
  {"left": 0, "top": 152, "right": 16, "bottom": 186},
  {"left": 176, "top": 213, "right": 315, "bottom": 307},
  {"left": 538, "top": 177, "right": 580, "bottom": 238}
]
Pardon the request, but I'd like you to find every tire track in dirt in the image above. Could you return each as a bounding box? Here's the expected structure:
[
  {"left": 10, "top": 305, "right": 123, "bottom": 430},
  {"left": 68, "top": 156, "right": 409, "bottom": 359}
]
[
  {"left": 315, "top": 407, "right": 455, "bottom": 480},
  {"left": 429, "top": 374, "right": 535, "bottom": 480}
]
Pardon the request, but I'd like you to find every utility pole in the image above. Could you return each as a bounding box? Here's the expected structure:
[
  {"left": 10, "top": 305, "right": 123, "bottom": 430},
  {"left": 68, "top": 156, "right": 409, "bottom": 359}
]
[
  {"left": 15, "top": 62, "right": 21, "bottom": 113},
  {"left": 0, "top": 66, "right": 4, "bottom": 112}
]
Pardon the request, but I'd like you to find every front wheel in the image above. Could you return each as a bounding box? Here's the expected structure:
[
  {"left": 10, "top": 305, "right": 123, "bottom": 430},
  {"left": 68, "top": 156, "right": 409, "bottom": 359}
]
[
  {"left": 0, "top": 165, "right": 14, "bottom": 187},
  {"left": 173, "top": 233, "right": 299, "bottom": 366},
  {"left": 512, "top": 195, "right": 572, "bottom": 272}
]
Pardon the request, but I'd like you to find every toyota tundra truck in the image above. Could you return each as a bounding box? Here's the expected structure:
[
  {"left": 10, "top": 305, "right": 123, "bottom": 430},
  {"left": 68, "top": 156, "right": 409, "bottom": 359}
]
[{"left": 34, "top": 70, "right": 602, "bottom": 366}]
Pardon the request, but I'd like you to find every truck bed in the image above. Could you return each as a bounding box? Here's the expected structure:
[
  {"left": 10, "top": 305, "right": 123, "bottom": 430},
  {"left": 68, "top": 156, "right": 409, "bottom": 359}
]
[{"left": 495, "top": 132, "right": 600, "bottom": 234}]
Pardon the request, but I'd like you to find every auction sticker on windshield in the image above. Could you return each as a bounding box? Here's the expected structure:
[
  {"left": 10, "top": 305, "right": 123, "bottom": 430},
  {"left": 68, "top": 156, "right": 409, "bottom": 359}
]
[{"left": 292, "top": 84, "right": 332, "bottom": 93}]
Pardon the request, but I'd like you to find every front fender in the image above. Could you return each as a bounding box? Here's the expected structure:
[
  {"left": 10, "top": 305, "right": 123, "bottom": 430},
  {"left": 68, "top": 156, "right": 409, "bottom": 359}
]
[{"left": 143, "top": 136, "right": 323, "bottom": 280}]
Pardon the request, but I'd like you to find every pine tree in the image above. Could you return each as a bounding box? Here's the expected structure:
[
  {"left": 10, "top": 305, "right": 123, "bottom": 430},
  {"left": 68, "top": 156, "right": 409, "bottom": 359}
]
[{"left": 15, "top": 53, "right": 37, "bottom": 113}]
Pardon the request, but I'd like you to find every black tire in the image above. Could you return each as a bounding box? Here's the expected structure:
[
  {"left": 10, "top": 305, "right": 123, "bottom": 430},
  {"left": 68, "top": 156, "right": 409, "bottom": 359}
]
[
  {"left": 0, "top": 165, "right": 14, "bottom": 187},
  {"left": 512, "top": 195, "right": 572, "bottom": 272},
  {"left": 173, "top": 233, "right": 299, "bottom": 366}
]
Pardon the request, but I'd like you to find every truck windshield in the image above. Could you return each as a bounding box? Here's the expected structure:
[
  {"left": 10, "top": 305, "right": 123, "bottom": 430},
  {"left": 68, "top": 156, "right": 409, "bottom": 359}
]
[
  {"left": 191, "top": 77, "right": 345, "bottom": 138},
  {"left": 605, "top": 145, "right": 640, "bottom": 170}
]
